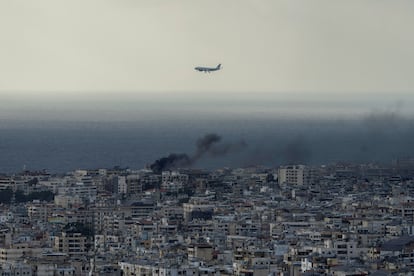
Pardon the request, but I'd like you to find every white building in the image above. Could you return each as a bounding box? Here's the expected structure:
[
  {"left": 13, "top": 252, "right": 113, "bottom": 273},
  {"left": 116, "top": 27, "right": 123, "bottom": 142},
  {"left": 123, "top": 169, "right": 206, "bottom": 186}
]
[
  {"left": 58, "top": 182, "right": 97, "bottom": 202},
  {"left": 117, "top": 176, "right": 127, "bottom": 194},
  {"left": 278, "top": 165, "right": 308, "bottom": 186}
]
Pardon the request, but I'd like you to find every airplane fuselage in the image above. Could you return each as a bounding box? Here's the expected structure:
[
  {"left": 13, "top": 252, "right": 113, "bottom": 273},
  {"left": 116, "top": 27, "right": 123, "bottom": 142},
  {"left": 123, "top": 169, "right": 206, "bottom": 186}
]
[{"left": 194, "top": 64, "right": 221, "bottom": 73}]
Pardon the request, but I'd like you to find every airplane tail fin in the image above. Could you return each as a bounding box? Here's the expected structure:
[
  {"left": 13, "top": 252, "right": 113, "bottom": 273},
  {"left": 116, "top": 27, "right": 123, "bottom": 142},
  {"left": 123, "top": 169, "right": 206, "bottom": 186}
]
[{"left": 217, "top": 64, "right": 221, "bottom": 69}]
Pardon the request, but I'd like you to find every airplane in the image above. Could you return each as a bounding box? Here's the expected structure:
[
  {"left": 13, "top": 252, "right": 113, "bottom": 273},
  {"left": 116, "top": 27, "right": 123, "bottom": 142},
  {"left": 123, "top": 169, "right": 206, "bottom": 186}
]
[{"left": 194, "top": 64, "right": 221, "bottom": 73}]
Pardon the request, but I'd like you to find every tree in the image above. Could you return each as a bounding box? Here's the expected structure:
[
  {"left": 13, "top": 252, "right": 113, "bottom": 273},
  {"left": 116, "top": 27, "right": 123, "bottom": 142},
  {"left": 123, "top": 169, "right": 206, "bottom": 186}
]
[{"left": 63, "top": 222, "right": 94, "bottom": 237}]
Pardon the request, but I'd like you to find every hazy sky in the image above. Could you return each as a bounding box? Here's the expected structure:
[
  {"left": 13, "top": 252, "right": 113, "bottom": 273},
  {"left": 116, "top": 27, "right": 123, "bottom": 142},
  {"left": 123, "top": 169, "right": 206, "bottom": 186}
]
[{"left": 1, "top": 1, "right": 413, "bottom": 119}]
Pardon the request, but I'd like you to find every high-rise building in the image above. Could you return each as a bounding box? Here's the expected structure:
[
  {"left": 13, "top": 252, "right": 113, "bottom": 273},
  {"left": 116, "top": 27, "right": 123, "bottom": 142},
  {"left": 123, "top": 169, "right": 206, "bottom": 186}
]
[
  {"left": 54, "top": 232, "right": 86, "bottom": 257},
  {"left": 278, "top": 165, "right": 308, "bottom": 186}
]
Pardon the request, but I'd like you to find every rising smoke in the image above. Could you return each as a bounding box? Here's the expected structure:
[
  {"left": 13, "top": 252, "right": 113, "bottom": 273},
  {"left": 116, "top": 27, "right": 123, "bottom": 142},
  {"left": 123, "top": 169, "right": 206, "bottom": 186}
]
[
  {"left": 282, "top": 135, "right": 311, "bottom": 165},
  {"left": 193, "top": 133, "right": 222, "bottom": 160},
  {"left": 150, "top": 133, "right": 247, "bottom": 173}
]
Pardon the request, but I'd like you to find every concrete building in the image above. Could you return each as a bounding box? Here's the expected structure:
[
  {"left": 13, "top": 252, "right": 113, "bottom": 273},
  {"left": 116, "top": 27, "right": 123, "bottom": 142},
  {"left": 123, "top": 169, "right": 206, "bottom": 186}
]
[
  {"left": 54, "top": 232, "right": 87, "bottom": 257},
  {"left": 278, "top": 165, "right": 308, "bottom": 186}
]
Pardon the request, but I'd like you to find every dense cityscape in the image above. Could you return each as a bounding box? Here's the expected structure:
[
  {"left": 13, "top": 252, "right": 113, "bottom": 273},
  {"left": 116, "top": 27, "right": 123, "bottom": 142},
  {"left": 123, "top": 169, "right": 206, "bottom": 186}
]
[{"left": 0, "top": 159, "right": 413, "bottom": 275}]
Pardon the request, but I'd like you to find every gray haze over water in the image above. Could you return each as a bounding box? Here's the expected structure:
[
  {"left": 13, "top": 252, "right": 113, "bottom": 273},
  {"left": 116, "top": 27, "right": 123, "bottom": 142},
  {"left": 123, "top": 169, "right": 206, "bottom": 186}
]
[{"left": 1, "top": 110, "right": 414, "bottom": 173}]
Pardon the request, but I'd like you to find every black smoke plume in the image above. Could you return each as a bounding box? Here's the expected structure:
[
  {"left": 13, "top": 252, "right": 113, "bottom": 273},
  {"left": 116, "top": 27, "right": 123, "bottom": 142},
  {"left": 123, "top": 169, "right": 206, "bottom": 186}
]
[
  {"left": 194, "top": 133, "right": 222, "bottom": 159},
  {"left": 150, "top": 133, "right": 247, "bottom": 173},
  {"left": 209, "top": 140, "right": 248, "bottom": 156},
  {"left": 149, "top": 154, "right": 191, "bottom": 174},
  {"left": 282, "top": 135, "right": 311, "bottom": 165}
]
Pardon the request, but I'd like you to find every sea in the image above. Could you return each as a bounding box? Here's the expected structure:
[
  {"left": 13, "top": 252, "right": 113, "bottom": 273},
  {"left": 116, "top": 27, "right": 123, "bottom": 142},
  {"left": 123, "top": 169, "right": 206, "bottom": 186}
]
[{"left": 1, "top": 116, "right": 413, "bottom": 173}]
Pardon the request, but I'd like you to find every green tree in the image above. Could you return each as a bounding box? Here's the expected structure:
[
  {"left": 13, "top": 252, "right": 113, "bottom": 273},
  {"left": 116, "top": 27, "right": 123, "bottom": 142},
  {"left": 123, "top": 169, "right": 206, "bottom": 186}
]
[{"left": 63, "top": 222, "right": 94, "bottom": 237}]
